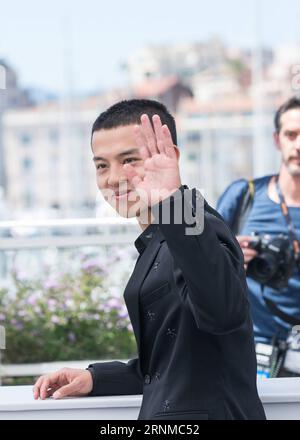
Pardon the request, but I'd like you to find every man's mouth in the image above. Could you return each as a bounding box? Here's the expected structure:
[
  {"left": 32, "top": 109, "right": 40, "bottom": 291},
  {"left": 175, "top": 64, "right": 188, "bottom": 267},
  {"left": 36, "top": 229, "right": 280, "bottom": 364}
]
[
  {"left": 113, "top": 190, "right": 133, "bottom": 200},
  {"left": 289, "top": 157, "right": 300, "bottom": 164}
]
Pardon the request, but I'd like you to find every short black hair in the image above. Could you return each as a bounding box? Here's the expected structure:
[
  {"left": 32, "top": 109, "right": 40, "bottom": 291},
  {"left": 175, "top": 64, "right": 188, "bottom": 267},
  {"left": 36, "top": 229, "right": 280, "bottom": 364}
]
[
  {"left": 91, "top": 99, "right": 177, "bottom": 145},
  {"left": 274, "top": 97, "right": 300, "bottom": 134}
]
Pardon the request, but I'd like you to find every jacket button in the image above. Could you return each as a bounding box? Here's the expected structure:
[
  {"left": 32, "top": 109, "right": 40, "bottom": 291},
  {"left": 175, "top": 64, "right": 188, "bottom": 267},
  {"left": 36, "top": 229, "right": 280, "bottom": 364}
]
[{"left": 144, "top": 374, "right": 151, "bottom": 385}]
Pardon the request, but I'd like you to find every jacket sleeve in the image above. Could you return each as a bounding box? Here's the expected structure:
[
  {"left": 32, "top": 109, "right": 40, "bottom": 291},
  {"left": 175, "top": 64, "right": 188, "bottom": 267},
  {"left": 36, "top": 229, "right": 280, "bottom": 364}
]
[
  {"left": 86, "top": 357, "right": 143, "bottom": 396},
  {"left": 151, "top": 186, "right": 250, "bottom": 335}
]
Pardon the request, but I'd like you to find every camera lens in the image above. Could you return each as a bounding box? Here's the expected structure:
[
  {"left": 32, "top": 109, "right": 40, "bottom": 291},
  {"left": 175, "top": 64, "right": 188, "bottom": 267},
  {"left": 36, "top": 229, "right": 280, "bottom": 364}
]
[{"left": 248, "top": 253, "right": 278, "bottom": 283}]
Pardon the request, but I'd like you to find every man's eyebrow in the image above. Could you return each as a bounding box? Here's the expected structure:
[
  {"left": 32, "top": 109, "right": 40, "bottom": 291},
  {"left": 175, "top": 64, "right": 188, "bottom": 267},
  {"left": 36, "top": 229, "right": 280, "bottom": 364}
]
[
  {"left": 93, "top": 149, "right": 140, "bottom": 162},
  {"left": 284, "top": 129, "right": 299, "bottom": 134}
]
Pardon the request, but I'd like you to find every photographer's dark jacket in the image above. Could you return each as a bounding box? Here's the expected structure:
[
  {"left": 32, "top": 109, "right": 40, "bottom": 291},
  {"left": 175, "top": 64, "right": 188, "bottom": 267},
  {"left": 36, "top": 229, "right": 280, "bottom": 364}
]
[
  {"left": 87, "top": 185, "right": 266, "bottom": 420},
  {"left": 217, "top": 175, "right": 300, "bottom": 344}
]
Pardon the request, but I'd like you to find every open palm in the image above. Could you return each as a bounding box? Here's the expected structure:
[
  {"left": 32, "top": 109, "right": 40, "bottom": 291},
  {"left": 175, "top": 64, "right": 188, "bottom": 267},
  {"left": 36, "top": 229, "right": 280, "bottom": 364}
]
[{"left": 124, "top": 114, "right": 182, "bottom": 206}]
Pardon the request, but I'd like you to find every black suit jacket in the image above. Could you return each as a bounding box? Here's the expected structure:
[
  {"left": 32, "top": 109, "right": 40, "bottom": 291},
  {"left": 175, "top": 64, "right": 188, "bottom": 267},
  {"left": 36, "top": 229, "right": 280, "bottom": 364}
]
[{"left": 87, "top": 186, "right": 266, "bottom": 420}]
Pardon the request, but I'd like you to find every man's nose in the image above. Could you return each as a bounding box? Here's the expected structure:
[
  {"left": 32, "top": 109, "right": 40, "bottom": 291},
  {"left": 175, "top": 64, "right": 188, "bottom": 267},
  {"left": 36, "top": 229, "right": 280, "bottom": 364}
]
[
  {"left": 296, "top": 136, "right": 300, "bottom": 152},
  {"left": 107, "top": 164, "right": 127, "bottom": 187}
]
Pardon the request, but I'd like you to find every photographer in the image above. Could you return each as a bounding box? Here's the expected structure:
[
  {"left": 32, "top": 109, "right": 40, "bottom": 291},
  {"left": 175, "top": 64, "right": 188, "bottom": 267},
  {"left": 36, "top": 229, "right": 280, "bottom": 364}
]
[{"left": 217, "top": 97, "right": 300, "bottom": 378}]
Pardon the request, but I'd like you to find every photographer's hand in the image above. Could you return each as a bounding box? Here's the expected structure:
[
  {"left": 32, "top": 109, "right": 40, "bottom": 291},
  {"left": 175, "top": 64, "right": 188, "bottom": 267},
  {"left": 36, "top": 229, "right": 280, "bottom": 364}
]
[{"left": 237, "top": 236, "right": 258, "bottom": 271}]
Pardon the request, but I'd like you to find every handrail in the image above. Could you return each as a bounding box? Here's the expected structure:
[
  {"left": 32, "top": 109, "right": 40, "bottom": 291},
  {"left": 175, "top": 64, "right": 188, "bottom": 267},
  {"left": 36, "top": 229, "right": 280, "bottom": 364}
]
[
  {"left": 0, "top": 360, "right": 130, "bottom": 378},
  {"left": 0, "top": 217, "right": 137, "bottom": 229},
  {"left": 0, "top": 218, "right": 140, "bottom": 249}
]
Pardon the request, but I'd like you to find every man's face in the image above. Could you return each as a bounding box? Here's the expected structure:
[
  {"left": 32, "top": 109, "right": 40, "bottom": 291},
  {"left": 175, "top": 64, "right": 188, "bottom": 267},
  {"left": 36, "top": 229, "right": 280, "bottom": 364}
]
[
  {"left": 275, "top": 108, "right": 300, "bottom": 176},
  {"left": 92, "top": 124, "right": 146, "bottom": 218}
]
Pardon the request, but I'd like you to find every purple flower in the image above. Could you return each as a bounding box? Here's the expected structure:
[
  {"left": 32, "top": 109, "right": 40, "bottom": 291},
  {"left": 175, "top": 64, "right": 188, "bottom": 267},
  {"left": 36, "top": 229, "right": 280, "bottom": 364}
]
[
  {"left": 0, "top": 313, "right": 5, "bottom": 321},
  {"left": 82, "top": 258, "right": 109, "bottom": 275},
  {"left": 106, "top": 298, "right": 122, "bottom": 309},
  {"left": 117, "top": 308, "right": 128, "bottom": 320},
  {"left": 68, "top": 332, "right": 76, "bottom": 342},
  {"left": 65, "top": 299, "right": 75, "bottom": 309},
  {"left": 16, "top": 270, "right": 28, "bottom": 280},
  {"left": 102, "top": 304, "right": 112, "bottom": 313},
  {"left": 47, "top": 299, "right": 57, "bottom": 311},
  {"left": 51, "top": 315, "right": 60, "bottom": 324},
  {"left": 27, "top": 294, "right": 37, "bottom": 306},
  {"left": 97, "top": 304, "right": 107, "bottom": 312},
  {"left": 44, "top": 279, "right": 59, "bottom": 290},
  {"left": 82, "top": 259, "right": 99, "bottom": 271}
]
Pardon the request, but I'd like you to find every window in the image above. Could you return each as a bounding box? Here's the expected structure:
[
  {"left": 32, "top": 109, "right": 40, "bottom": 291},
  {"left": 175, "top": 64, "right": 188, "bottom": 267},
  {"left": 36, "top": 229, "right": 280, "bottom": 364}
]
[
  {"left": 20, "top": 133, "right": 31, "bottom": 145},
  {"left": 187, "top": 131, "right": 202, "bottom": 143},
  {"left": 188, "top": 152, "right": 198, "bottom": 162},
  {"left": 49, "top": 130, "right": 59, "bottom": 143},
  {"left": 22, "top": 157, "right": 33, "bottom": 171}
]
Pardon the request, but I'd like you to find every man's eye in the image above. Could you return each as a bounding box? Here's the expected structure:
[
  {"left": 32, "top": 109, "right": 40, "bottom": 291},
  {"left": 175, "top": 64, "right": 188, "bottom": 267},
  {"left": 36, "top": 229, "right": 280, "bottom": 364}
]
[
  {"left": 124, "top": 158, "right": 139, "bottom": 164},
  {"left": 96, "top": 164, "right": 106, "bottom": 170}
]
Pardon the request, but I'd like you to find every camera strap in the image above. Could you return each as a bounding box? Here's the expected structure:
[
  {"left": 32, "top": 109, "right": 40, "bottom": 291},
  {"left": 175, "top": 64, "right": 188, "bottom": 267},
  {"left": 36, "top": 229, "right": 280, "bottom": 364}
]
[
  {"left": 260, "top": 176, "right": 300, "bottom": 326},
  {"left": 275, "top": 175, "right": 300, "bottom": 260},
  {"left": 262, "top": 286, "right": 300, "bottom": 326},
  {"left": 234, "top": 180, "right": 255, "bottom": 235}
]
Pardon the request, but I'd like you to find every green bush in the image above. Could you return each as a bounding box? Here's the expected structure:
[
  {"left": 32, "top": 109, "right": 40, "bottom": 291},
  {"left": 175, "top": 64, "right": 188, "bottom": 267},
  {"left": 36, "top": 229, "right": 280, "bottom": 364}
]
[{"left": 0, "top": 254, "right": 137, "bottom": 364}]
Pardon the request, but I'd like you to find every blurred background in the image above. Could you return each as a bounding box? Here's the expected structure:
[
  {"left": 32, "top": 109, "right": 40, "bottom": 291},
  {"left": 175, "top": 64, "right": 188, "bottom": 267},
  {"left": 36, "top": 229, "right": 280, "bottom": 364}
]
[{"left": 0, "top": 0, "right": 300, "bottom": 384}]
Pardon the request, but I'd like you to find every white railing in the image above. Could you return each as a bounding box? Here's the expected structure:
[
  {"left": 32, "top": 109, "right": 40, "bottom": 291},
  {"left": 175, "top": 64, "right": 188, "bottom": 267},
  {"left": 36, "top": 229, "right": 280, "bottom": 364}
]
[
  {"left": 0, "top": 217, "right": 140, "bottom": 249},
  {"left": 1, "top": 379, "right": 300, "bottom": 419},
  {"left": 0, "top": 360, "right": 129, "bottom": 379},
  {"left": 0, "top": 218, "right": 137, "bottom": 228}
]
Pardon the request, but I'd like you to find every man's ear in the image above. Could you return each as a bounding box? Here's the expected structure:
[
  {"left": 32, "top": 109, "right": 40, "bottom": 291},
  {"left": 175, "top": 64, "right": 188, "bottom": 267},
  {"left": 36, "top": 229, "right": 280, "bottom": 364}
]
[{"left": 273, "top": 132, "right": 281, "bottom": 151}]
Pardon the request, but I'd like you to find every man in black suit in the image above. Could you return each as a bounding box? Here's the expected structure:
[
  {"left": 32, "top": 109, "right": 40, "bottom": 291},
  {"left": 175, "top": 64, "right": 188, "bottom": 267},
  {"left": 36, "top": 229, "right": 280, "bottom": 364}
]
[{"left": 33, "top": 99, "right": 266, "bottom": 420}]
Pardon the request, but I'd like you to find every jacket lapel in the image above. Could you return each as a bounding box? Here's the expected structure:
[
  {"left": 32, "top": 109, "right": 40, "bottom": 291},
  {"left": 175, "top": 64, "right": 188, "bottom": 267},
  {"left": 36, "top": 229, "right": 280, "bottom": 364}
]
[{"left": 123, "top": 228, "right": 165, "bottom": 373}]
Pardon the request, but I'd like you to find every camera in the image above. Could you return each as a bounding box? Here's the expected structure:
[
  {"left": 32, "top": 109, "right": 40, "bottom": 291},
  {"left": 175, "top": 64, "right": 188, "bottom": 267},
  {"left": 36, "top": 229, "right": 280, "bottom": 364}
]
[{"left": 246, "top": 233, "right": 296, "bottom": 289}]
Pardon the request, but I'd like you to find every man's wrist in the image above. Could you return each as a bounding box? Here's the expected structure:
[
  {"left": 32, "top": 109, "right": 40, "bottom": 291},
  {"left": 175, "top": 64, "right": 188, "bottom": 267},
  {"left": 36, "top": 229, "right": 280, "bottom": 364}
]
[
  {"left": 151, "top": 184, "right": 188, "bottom": 223},
  {"left": 85, "top": 366, "right": 95, "bottom": 395}
]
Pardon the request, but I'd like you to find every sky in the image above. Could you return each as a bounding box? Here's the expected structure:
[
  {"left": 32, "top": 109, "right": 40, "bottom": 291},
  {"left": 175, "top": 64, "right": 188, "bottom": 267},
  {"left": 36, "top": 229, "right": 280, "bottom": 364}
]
[{"left": 0, "top": 0, "right": 300, "bottom": 96}]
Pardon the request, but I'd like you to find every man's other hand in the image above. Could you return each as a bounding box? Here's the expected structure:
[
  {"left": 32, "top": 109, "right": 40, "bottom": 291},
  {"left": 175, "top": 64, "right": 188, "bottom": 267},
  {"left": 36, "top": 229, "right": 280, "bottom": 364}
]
[{"left": 33, "top": 368, "right": 93, "bottom": 400}]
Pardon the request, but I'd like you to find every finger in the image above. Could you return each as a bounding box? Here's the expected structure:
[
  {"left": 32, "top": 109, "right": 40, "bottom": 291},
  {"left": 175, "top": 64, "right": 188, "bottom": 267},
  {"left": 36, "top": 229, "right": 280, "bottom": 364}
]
[
  {"left": 152, "top": 115, "right": 166, "bottom": 155},
  {"left": 123, "top": 164, "right": 142, "bottom": 188},
  {"left": 244, "top": 256, "right": 257, "bottom": 264},
  {"left": 53, "top": 379, "right": 80, "bottom": 399},
  {"left": 45, "top": 383, "right": 60, "bottom": 398},
  {"left": 243, "top": 251, "right": 258, "bottom": 263},
  {"left": 141, "top": 114, "right": 159, "bottom": 156},
  {"left": 33, "top": 376, "right": 44, "bottom": 400},
  {"left": 40, "top": 377, "right": 51, "bottom": 400},
  {"left": 237, "top": 236, "right": 254, "bottom": 247},
  {"left": 37, "top": 370, "right": 64, "bottom": 400},
  {"left": 133, "top": 125, "right": 151, "bottom": 160},
  {"left": 243, "top": 249, "right": 258, "bottom": 258},
  {"left": 162, "top": 125, "right": 177, "bottom": 159}
]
